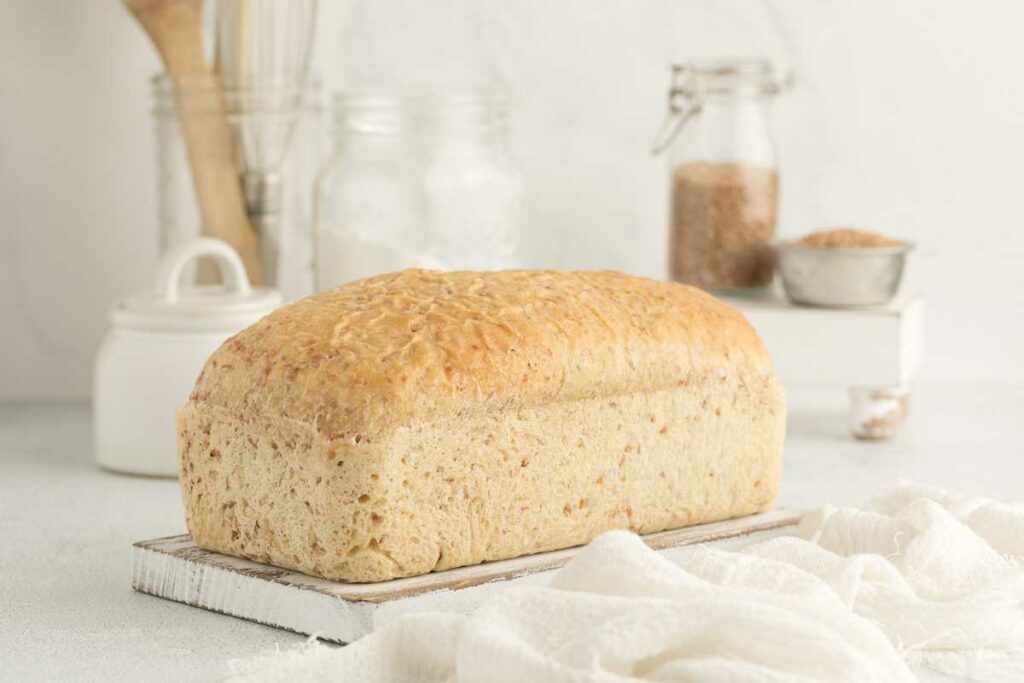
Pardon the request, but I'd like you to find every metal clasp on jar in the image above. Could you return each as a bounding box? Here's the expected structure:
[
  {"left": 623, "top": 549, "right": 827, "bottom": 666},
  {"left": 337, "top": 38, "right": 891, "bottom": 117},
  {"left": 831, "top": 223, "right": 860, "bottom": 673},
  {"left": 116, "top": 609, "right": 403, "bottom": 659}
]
[{"left": 650, "top": 65, "right": 705, "bottom": 155}]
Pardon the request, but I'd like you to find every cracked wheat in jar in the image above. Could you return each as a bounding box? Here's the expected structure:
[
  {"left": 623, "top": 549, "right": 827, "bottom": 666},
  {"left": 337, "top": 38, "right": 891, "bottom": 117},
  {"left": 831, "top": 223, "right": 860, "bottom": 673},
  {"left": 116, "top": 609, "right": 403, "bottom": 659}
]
[
  {"left": 670, "top": 161, "right": 778, "bottom": 289},
  {"left": 654, "top": 61, "right": 789, "bottom": 290}
]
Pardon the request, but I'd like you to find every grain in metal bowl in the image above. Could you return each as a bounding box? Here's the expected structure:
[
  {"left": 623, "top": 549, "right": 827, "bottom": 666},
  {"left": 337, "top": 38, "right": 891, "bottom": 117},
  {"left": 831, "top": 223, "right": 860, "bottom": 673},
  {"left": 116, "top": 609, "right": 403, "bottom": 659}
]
[{"left": 775, "top": 229, "right": 911, "bottom": 308}]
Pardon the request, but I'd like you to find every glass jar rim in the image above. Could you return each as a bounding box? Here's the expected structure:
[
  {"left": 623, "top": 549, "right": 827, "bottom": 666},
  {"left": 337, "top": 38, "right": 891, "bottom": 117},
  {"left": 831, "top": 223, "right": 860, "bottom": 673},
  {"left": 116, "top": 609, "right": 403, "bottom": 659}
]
[
  {"left": 151, "top": 72, "right": 322, "bottom": 115},
  {"left": 332, "top": 88, "right": 509, "bottom": 134},
  {"left": 332, "top": 88, "right": 507, "bottom": 106},
  {"left": 670, "top": 59, "right": 793, "bottom": 98},
  {"left": 651, "top": 59, "right": 790, "bottom": 154}
]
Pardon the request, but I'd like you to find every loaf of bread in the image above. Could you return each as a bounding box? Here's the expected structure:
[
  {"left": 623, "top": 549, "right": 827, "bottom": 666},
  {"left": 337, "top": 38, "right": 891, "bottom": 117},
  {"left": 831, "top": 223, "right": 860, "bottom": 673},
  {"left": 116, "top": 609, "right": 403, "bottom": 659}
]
[{"left": 177, "top": 269, "right": 785, "bottom": 583}]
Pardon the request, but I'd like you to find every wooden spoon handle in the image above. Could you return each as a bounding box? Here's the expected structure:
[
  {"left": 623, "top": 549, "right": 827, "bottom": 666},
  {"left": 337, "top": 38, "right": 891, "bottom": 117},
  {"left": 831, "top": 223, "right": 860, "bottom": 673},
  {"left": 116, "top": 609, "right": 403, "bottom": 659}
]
[{"left": 125, "top": 0, "right": 264, "bottom": 284}]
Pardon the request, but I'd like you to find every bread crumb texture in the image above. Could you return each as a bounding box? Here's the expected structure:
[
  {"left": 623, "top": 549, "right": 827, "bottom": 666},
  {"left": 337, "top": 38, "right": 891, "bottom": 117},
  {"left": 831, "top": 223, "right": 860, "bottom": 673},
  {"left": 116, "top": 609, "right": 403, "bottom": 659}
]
[{"left": 178, "top": 269, "right": 785, "bottom": 582}]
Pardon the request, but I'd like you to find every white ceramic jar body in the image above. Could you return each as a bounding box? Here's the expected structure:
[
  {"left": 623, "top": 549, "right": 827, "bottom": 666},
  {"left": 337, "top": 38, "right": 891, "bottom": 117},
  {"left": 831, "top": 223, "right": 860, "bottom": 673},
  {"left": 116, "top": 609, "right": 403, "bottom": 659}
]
[
  {"left": 93, "top": 238, "right": 281, "bottom": 477},
  {"left": 94, "top": 327, "right": 236, "bottom": 476}
]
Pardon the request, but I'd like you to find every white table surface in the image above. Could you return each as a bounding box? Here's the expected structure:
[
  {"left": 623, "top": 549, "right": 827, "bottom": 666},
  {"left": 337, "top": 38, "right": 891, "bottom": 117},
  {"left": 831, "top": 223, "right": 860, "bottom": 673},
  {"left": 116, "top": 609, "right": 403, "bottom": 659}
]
[{"left": 2, "top": 381, "right": 1022, "bottom": 682}]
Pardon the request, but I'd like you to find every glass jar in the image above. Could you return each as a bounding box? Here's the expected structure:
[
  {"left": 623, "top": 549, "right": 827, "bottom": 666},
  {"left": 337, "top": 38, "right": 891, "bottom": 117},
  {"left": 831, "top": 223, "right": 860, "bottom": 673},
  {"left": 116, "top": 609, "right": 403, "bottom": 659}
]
[
  {"left": 152, "top": 74, "right": 321, "bottom": 299},
  {"left": 420, "top": 92, "right": 523, "bottom": 270},
  {"left": 653, "top": 60, "right": 790, "bottom": 291},
  {"left": 314, "top": 90, "right": 523, "bottom": 290},
  {"left": 314, "top": 92, "right": 430, "bottom": 291}
]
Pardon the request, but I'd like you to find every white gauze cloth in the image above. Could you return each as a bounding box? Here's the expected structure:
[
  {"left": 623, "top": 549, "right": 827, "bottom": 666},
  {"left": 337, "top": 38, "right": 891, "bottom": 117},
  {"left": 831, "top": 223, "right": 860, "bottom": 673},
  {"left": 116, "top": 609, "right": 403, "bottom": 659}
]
[{"left": 228, "top": 484, "right": 1024, "bottom": 682}]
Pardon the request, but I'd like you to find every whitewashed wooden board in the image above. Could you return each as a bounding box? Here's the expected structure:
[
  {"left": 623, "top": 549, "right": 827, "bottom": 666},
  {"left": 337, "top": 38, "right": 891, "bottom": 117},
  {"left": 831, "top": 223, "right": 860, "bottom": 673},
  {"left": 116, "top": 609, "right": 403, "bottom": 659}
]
[{"left": 132, "top": 509, "right": 800, "bottom": 643}]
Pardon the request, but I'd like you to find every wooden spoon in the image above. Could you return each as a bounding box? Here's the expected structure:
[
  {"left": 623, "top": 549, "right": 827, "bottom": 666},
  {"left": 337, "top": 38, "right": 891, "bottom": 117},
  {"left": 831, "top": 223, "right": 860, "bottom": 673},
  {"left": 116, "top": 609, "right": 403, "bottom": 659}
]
[{"left": 124, "top": 0, "right": 263, "bottom": 284}]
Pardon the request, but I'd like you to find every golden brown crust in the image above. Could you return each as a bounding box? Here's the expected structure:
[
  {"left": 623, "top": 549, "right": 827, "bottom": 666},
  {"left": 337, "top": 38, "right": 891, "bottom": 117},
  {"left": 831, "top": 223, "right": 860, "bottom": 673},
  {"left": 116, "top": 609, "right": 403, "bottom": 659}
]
[{"left": 189, "top": 269, "right": 773, "bottom": 440}]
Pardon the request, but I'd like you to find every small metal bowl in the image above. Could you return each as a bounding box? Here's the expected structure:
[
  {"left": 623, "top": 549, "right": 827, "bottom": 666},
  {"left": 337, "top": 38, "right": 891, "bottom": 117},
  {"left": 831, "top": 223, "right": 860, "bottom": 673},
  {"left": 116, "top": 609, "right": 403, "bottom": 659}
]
[{"left": 775, "top": 241, "right": 912, "bottom": 308}]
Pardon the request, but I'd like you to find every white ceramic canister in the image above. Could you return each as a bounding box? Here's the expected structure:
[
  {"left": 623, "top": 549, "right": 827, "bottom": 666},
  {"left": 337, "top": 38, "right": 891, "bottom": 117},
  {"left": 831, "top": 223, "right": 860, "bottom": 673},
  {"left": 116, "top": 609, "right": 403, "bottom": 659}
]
[{"left": 94, "top": 238, "right": 282, "bottom": 476}]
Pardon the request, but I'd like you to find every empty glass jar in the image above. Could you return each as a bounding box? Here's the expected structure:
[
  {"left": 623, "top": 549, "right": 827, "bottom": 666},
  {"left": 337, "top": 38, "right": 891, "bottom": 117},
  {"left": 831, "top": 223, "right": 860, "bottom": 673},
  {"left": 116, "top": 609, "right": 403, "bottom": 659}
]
[{"left": 653, "top": 60, "right": 790, "bottom": 291}]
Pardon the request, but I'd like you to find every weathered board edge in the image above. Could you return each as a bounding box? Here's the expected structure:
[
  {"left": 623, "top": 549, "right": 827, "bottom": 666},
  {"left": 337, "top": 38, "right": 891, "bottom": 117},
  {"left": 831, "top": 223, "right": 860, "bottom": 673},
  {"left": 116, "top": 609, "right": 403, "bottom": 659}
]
[
  {"left": 358, "top": 508, "right": 803, "bottom": 600},
  {"left": 135, "top": 509, "right": 800, "bottom": 603},
  {"left": 132, "top": 509, "right": 800, "bottom": 643}
]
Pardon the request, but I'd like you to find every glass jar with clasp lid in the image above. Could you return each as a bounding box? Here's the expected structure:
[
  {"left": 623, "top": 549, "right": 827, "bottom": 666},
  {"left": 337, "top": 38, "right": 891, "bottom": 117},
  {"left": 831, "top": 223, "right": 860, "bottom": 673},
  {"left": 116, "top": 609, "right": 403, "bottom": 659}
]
[{"left": 652, "top": 60, "right": 791, "bottom": 292}]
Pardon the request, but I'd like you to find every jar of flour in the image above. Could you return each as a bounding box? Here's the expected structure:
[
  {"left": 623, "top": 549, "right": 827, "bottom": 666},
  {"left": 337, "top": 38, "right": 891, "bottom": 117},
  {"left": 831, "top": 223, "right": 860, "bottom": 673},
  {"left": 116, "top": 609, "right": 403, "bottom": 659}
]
[{"left": 314, "top": 90, "right": 523, "bottom": 290}]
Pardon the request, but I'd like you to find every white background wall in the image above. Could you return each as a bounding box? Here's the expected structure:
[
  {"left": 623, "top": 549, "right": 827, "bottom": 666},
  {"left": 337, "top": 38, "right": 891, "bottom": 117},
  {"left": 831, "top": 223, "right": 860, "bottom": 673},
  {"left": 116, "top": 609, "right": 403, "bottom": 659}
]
[{"left": 2, "top": 0, "right": 1023, "bottom": 399}]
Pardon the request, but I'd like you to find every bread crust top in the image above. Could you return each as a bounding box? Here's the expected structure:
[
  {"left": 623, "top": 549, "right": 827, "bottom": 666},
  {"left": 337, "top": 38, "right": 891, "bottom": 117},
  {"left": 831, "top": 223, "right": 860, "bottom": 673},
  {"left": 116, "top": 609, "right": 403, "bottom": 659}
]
[{"left": 186, "top": 269, "right": 777, "bottom": 440}]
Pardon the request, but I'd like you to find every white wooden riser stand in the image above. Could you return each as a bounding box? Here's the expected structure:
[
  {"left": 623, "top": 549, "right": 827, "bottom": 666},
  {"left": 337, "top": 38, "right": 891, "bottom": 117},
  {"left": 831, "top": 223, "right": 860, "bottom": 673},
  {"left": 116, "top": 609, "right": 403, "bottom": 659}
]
[{"left": 727, "top": 294, "right": 925, "bottom": 439}]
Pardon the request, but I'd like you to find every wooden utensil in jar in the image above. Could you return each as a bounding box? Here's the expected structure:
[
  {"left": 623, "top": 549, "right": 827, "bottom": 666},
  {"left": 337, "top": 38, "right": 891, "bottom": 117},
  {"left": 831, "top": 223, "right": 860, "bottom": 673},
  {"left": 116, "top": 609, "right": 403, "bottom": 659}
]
[{"left": 124, "top": 0, "right": 263, "bottom": 284}]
